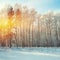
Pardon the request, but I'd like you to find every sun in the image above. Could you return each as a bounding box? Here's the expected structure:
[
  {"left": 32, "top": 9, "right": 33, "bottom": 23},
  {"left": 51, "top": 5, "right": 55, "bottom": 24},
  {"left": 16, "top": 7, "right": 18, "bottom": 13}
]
[{"left": 0, "top": 17, "right": 15, "bottom": 36}]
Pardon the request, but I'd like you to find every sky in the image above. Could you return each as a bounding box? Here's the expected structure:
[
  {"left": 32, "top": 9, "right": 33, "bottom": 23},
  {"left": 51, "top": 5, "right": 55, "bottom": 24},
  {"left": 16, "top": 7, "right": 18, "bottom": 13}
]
[{"left": 0, "top": 0, "right": 60, "bottom": 14}]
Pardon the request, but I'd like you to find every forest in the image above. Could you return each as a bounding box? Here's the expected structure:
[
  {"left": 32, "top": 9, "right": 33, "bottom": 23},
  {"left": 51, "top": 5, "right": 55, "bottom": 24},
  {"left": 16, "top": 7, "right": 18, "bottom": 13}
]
[{"left": 0, "top": 4, "right": 60, "bottom": 47}]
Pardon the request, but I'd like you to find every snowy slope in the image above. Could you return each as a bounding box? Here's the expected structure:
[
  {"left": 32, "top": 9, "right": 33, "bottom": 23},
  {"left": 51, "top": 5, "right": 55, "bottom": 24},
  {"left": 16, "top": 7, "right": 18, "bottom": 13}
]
[{"left": 0, "top": 47, "right": 60, "bottom": 60}]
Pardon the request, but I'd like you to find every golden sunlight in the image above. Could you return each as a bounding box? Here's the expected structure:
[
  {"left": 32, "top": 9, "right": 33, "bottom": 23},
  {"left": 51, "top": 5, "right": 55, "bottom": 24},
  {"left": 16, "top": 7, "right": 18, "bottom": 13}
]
[{"left": 0, "top": 17, "right": 15, "bottom": 36}]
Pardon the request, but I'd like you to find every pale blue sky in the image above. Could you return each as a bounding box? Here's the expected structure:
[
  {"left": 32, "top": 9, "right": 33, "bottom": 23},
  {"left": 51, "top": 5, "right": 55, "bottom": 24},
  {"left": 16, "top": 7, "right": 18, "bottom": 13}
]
[{"left": 0, "top": 0, "right": 60, "bottom": 14}]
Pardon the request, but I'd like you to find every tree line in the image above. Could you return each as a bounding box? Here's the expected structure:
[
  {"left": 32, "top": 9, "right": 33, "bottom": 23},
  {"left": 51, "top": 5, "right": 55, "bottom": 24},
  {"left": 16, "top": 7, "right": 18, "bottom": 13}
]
[{"left": 0, "top": 4, "right": 60, "bottom": 47}]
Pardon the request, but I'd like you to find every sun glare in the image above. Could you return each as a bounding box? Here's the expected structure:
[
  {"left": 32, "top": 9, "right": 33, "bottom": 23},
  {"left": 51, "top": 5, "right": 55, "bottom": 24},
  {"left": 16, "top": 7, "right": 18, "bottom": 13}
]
[{"left": 0, "top": 17, "right": 15, "bottom": 36}]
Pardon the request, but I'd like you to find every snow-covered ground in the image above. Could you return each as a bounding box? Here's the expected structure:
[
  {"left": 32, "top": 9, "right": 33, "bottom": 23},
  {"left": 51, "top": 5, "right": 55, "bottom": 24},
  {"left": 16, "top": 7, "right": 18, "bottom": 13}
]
[{"left": 0, "top": 47, "right": 60, "bottom": 60}]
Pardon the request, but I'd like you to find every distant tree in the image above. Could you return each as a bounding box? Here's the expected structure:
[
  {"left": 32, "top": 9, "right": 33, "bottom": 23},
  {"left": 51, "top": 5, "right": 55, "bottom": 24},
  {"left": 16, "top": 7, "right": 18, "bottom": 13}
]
[
  {"left": 30, "top": 9, "right": 37, "bottom": 47},
  {"left": 7, "top": 5, "right": 14, "bottom": 48},
  {"left": 14, "top": 4, "right": 22, "bottom": 47}
]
